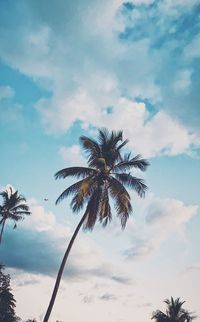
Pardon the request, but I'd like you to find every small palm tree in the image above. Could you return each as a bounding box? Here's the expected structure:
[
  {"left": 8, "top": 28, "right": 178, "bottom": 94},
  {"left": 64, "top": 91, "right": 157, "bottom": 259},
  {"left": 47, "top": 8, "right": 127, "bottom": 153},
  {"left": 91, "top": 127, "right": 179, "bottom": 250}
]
[
  {"left": 43, "top": 129, "right": 149, "bottom": 322},
  {"left": 0, "top": 186, "right": 31, "bottom": 244},
  {"left": 152, "top": 297, "right": 196, "bottom": 322}
]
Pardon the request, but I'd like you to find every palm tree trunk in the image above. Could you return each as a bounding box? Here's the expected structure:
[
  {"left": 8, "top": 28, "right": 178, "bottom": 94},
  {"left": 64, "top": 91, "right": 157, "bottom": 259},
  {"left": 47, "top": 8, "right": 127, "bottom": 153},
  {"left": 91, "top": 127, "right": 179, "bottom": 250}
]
[
  {"left": 0, "top": 220, "right": 6, "bottom": 245},
  {"left": 43, "top": 212, "right": 87, "bottom": 322}
]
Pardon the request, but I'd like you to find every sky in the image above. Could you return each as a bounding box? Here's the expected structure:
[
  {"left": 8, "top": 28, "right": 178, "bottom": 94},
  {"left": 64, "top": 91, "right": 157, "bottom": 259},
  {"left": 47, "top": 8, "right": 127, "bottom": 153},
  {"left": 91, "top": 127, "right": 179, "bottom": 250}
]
[{"left": 0, "top": 0, "right": 200, "bottom": 321}]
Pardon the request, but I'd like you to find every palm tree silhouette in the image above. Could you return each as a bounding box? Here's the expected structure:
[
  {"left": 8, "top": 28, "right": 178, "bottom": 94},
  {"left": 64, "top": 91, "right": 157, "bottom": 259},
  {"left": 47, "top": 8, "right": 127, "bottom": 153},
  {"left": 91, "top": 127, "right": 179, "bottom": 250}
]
[
  {"left": 43, "top": 129, "right": 149, "bottom": 322},
  {"left": 152, "top": 297, "right": 196, "bottom": 322},
  {"left": 0, "top": 186, "right": 31, "bottom": 244}
]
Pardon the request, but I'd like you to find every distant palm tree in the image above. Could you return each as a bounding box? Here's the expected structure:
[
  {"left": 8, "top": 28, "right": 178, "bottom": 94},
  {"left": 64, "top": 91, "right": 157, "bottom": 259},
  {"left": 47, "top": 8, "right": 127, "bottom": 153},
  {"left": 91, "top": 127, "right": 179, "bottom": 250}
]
[
  {"left": 152, "top": 297, "right": 196, "bottom": 322},
  {"left": 0, "top": 263, "right": 21, "bottom": 322},
  {"left": 0, "top": 187, "right": 31, "bottom": 244},
  {"left": 43, "top": 129, "right": 149, "bottom": 322}
]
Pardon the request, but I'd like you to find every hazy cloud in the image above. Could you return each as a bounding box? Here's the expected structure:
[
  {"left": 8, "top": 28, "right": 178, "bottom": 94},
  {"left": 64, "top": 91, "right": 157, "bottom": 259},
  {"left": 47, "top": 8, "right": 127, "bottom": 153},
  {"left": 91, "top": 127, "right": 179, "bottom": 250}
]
[
  {"left": 124, "top": 194, "right": 198, "bottom": 259},
  {"left": 100, "top": 292, "right": 117, "bottom": 301},
  {"left": 0, "top": 0, "right": 199, "bottom": 156}
]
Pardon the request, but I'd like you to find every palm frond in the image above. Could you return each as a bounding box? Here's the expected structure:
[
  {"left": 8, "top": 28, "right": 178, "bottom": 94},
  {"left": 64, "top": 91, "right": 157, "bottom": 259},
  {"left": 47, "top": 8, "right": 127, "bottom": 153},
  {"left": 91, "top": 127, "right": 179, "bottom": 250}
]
[
  {"left": 107, "top": 176, "right": 132, "bottom": 228},
  {"left": 70, "top": 178, "right": 97, "bottom": 213},
  {"left": 98, "top": 128, "right": 110, "bottom": 146},
  {"left": 114, "top": 173, "right": 147, "bottom": 198},
  {"left": 9, "top": 193, "right": 27, "bottom": 209},
  {"left": 70, "top": 193, "right": 85, "bottom": 213},
  {"left": 56, "top": 176, "right": 97, "bottom": 205},
  {"left": 56, "top": 178, "right": 89, "bottom": 205},
  {"left": 107, "top": 176, "right": 131, "bottom": 199},
  {"left": 116, "top": 139, "right": 129, "bottom": 152},
  {"left": 99, "top": 185, "right": 112, "bottom": 227},
  {"left": 79, "top": 136, "right": 101, "bottom": 164},
  {"left": 55, "top": 167, "right": 97, "bottom": 180},
  {"left": 10, "top": 213, "right": 24, "bottom": 222},
  {"left": 99, "top": 129, "right": 124, "bottom": 167},
  {"left": 113, "top": 154, "right": 150, "bottom": 172},
  {"left": 109, "top": 130, "right": 123, "bottom": 149},
  {"left": 12, "top": 204, "right": 30, "bottom": 212},
  {"left": 12, "top": 211, "right": 31, "bottom": 216},
  {"left": 83, "top": 185, "right": 103, "bottom": 230},
  {"left": 152, "top": 310, "right": 168, "bottom": 322}
]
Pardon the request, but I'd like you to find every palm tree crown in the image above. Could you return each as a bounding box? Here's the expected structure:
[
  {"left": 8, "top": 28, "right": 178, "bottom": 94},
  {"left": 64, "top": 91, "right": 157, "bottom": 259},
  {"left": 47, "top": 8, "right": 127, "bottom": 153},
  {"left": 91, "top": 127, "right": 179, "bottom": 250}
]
[
  {"left": 55, "top": 128, "right": 149, "bottom": 229},
  {"left": 0, "top": 186, "right": 31, "bottom": 244},
  {"left": 152, "top": 297, "right": 196, "bottom": 322}
]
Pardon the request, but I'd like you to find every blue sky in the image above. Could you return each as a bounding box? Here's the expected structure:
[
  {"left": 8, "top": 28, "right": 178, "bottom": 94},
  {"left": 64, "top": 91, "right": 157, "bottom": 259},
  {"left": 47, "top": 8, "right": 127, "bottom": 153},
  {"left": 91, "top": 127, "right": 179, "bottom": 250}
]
[{"left": 0, "top": 1, "right": 200, "bottom": 321}]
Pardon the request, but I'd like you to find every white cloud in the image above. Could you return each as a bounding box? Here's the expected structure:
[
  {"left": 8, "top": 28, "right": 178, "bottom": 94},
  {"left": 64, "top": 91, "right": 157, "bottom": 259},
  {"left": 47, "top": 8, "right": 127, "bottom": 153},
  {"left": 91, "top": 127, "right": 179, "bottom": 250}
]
[
  {"left": 105, "top": 99, "right": 199, "bottom": 157},
  {"left": 0, "top": 85, "right": 24, "bottom": 125},
  {"left": 173, "top": 69, "right": 192, "bottom": 94},
  {"left": 0, "top": 0, "right": 200, "bottom": 154},
  {"left": 41, "top": 94, "right": 198, "bottom": 158},
  {"left": 59, "top": 145, "right": 86, "bottom": 166},
  {"left": 25, "top": 198, "right": 56, "bottom": 232},
  {"left": 1, "top": 189, "right": 199, "bottom": 322},
  {"left": 1, "top": 194, "right": 133, "bottom": 288},
  {"left": 184, "top": 33, "right": 200, "bottom": 59},
  {"left": 0, "top": 85, "right": 15, "bottom": 100},
  {"left": 124, "top": 194, "right": 198, "bottom": 259}
]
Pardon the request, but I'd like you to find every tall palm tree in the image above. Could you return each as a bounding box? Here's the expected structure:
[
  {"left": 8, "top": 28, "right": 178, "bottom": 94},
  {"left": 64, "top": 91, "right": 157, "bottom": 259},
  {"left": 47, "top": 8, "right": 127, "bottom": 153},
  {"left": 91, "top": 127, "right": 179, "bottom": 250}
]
[
  {"left": 152, "top": 297, "right": 196, "bottom": 322},
  {"left": 0, "top": 187, "right": 31, "bottom": 244},
  {"left": 43, "top": 129, "right": 149, "bottom": 322}
]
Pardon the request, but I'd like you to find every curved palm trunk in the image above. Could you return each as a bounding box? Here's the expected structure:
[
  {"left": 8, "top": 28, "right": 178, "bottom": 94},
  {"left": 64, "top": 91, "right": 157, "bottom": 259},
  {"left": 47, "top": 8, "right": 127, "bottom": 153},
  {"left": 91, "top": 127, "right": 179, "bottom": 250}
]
[
  {"left": 0, "top": 220, "right": 6, "bottom": 245},
  {"left": 43, "top": 212, "right": 87, "bottom": 322}
]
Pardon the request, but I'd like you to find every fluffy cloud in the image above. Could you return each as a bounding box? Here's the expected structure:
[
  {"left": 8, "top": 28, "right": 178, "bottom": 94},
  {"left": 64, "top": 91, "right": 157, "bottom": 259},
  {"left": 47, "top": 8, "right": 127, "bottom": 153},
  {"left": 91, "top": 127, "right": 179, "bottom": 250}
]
[
  {"left": 0, "top": 85, "right": 15, "bottom": 100},
  {"left": 56, "top": 97, "right": 199, "bottom": 158},
  {"left": 0, "top": 0, "right": 200, "bottom": 157},
  {"left": 59, "top": 145, "right": 87, "bottom": 166},
  {"left": 0, "top": 85, "right": 24, "bottom": 125},
  {"left": 0, "top": 195, "right": 133, "bottom": 286},
  {"left": 124, "top": 194, "right": 198, "bottom": 259}
]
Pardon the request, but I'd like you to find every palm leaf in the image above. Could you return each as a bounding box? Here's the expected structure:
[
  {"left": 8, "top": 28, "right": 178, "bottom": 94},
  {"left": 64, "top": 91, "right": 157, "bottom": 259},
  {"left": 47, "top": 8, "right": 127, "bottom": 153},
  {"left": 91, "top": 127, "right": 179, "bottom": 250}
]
[
  {"left": 152, "top": 311, "right": 168, "bottom": 322},
  {"left": 113, "top": 154, "right": 149, "bottom": 172},
  {"left": 107, "top": 176, "right": 132, "bottom": 228},
  {"left": 116, "top": 138, "right": 129, "bottom": 152},
  {"left": 83, "top": 185, "right": 103, "bottom": 230},
  {"left": 56, "top": 176, "right": 96, "bottom": 205},
  {"left": 79, "top": 136, "right": 101, "bottom": 164},
  {"left": 10, "top": 214, "right": 24, "bottom": 222},
  {"left": 99, "top": 185, "right": 112, "bottom": 226},
  {"left": 114, "top": 173, "right": 147, "bottom": 198},
  {"left": 12, "top": 211, "right": 31, "bottom": 216},
  {"left": 12, "top": 204, "right": 30, "bottom": 212},
  {"left": 99, "top": 129, "right": 124, "bottom": 167},
  {"left": 70, "top": 178, "right": 97, "bottom": 212},
  {"left": 55, "top": 167, "right": 97, "bottom": 180},
  {"left": 98, "top": 128, "right": 110, "bottom": 146}
]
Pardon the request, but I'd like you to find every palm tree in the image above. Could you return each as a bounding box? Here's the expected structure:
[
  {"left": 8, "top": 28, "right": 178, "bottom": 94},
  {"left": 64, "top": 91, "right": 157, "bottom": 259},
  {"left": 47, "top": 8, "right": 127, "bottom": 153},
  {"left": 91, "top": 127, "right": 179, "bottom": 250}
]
[
  {"left": 43, "top": 129, "right": 149, "bottom": 322},
  {"left": 0, "top": 186, "right": 31, "bottom": 244},
  {"left": 0, "top": 263, "right": 21, "bottom": 322},
  {"left": 152, "top": 297, "right": 196, "bottom": 322}
]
